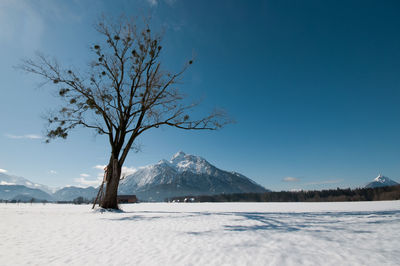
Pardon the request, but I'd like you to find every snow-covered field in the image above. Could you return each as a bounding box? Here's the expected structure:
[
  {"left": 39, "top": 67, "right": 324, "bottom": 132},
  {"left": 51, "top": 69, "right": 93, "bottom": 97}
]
[{"left": 1, "top": 201, "right": 399, "bottom": 266}]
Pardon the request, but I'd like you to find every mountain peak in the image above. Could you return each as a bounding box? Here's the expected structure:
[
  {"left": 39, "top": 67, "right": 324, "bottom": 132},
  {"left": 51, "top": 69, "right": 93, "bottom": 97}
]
[
  {"left": 374, "top": 174, "right": 386, "bottom": 183},
  {"left": 366, "top": 174, "right": 399, "bottom": 188},
  {"left": 171, "top": 151, "right": 186, "bottom": 161},
  {"left": 169, "top": 151, "right": 212, "bottom": 174}
]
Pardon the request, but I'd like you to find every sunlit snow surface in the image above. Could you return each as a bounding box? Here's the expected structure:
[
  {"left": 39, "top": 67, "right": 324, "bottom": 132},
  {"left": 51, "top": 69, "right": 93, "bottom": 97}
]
[{"left": 1, "top": 201, "right": 399, "bottom": 266}]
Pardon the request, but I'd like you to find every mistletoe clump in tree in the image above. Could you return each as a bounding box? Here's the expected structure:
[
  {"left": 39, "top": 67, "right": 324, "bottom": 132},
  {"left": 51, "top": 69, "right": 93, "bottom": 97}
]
[{"left": 20, "top": 17, "right": 229, "bottom": 209}]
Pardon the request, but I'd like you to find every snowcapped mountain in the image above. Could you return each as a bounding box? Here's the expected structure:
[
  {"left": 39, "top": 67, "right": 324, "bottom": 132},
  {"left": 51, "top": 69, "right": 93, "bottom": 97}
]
[
  {"left": 365, "top": 174, "right": 399, "bottom": 188},
  {"left": 118, "top": 151, "right": 268, "bottom": 201},
  {"left": 0, "top": 185, "right": 53, "bottom": 201},
  {"left": 0, "top": 173, "right": 98, "bottom": 201},
  {"left": 0, "top": 173, "right": 52, "bottom": 194},
  {"left": 52, "top": 186, "right": 97, "bottom": 201}
]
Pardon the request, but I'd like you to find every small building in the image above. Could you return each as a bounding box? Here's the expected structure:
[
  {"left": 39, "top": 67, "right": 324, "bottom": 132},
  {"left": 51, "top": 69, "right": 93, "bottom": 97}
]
[{"left": 117, "top": 195, "right": 138, "bottom": 203}]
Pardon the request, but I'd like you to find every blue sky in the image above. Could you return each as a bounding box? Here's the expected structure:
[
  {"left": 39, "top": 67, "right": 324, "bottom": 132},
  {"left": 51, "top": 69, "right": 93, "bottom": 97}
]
[{"left": 0, "top": 0, "right": 399, "bottom": 191}]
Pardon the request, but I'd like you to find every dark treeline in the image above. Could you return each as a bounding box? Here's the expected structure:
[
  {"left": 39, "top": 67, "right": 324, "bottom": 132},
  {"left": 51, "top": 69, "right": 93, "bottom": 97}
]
[
  {"left": 0, "top": 197, "right": 93, "bottom": 204},
  {"left": 169, "top": 185, "right": 400, "bottom": 202}
]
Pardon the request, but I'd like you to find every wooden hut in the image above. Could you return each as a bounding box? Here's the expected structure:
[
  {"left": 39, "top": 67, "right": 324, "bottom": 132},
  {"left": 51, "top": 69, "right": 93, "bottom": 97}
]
[{"left": 117, "top": 195, "right": 138, "bottom": 203}]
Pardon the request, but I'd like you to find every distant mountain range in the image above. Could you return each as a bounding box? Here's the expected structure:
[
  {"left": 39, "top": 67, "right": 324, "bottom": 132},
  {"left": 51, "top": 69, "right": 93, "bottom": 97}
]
[
  {"left": 0, "top": 152, "right": 267, "bottom": 202},
  {"left": 52, "top": 186, "right": 97, "bottom": 201},
  {"left": 1, "top": 154, "right": 399, "bottom": 202},
  {"left": 0, "top": 185, "right": 54, "bottom": 201},
  {"left": 0, "top": 172, "right": 96, "bottom": 202},
  {"left": 0, "top": 173, "right": 52, "bottom": 194},
  {"left": 365, "top": 174, "right": 399, "bottom": 188}
]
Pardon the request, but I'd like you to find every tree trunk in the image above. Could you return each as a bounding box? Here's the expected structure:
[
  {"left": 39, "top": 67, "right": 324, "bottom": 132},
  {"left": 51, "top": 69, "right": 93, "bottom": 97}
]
[{"left": 100, "top": 157, "right": 121, "bottom": 209}]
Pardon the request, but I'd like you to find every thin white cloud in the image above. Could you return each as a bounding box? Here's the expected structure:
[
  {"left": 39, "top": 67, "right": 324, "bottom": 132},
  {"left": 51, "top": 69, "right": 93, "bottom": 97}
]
[
  {"left": 0, "top": 168, "right": 7, "bottom": 173},
  {"left": 0, "top": 0, "right": 44, "bottom": 50},
  {"left": 74, "top": 176, "right": 102, "bottom": 187},
  {"left": 306, "top": 179, "right": 343, "bottom": 185},
  {"left": 94, "top": 165, "right": 107, "bottom": 170},
  {"left": 283, "top": 177, "right": 299, "bottom": 182},
  {"left": 5, "top": 134, "right": 42, "bottom": 139},
  {"left": 146, "top": 0, "right": 178, "bottom": 6},
  {"left": 94, "top": 165, "right": 136, "bottom": 175},
  {"left": 122, "top": 166, "right": 137, "bottom": 176},
  {"left": 0, "top": 0, "right": 82, "bottom": 51},
  {"left": 75, "top": 163, "right": 141, "bottom": 187},
  {"left": 93, "top": 164, "right": 137, "bottom": 181},
  {"left": 49, "top": 170, "right": 57, "bottom": 175},
  {"left": 0, "top": 181, "right": 15, "bottom": 185},
  {"left": 146, "top": 0, "right": 158, "bottom": 6}
]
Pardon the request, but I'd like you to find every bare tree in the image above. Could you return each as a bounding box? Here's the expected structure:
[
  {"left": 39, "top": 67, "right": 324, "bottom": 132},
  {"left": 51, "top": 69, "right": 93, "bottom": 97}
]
[{"left": 19, "top": 17, "right": 229, "bottom": 209}]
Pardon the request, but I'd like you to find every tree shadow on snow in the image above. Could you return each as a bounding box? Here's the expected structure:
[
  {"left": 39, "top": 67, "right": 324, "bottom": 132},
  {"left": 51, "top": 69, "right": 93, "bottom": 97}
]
[
  {"left": 102, "top": 209, "right": 400, "bottom": 236},
  {"left": 222, "top": 210, "right": 400, "bottom": 234},
  {"left": 105, "top": 210, "right": 215, "bottom": 222}
]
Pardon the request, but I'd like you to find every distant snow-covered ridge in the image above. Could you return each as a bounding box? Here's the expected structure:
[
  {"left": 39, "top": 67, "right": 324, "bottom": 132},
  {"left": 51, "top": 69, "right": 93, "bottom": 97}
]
[
  {"left": 0, "top": 173, "right": 96, "bottom": 201},
  {"left": 365, "top": 174, "right": 399, "bottom": 188},
  {"left": 0, "top": 173, "right": 52, "bottom": 194}
]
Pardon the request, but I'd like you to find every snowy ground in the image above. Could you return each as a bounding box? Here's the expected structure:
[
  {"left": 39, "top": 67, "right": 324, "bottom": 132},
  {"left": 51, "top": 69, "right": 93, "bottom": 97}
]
[{"left": 1, "top": 201, "right": 399, "bottom": 266}]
